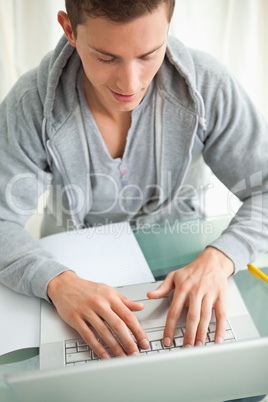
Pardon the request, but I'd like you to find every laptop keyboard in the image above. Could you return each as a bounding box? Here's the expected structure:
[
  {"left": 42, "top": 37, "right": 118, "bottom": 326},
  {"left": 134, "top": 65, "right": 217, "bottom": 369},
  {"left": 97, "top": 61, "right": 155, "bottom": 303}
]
[{"left": 65, "top": 320, "right": 236, "bottom": 366}]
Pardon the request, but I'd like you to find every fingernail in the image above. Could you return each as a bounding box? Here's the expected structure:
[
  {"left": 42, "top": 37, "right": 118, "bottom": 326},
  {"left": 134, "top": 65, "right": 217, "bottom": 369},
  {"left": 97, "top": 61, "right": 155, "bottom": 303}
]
[
  {"left": 215, "top": 336, "right": 224, "bottom": 344},
  {"left": 164, "top": 337, "right": 172, "bottom": 347},
  {"left": 140, "top": 339, "right": 149, "bottom": 349},
  {"left": 102, "top": 352, "right": 111, "bottom": 360},
  {"left": 119, "top": 352, "right": 127, "bottom": 357},
  {"left": 184, "top": 344, "right": 192, "bottom": 348},
  {"left": 131, "top": 351, "right": 139, "bottom": 356},
  {"left": 195, "top": 341, "right": 203, "bottom": 347}
]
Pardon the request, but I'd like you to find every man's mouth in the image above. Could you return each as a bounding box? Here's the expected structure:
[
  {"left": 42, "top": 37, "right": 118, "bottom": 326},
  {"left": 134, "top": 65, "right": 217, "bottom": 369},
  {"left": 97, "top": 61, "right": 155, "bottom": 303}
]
[{"left": 109, "top": 88, "right": 138, "bottom": 103}]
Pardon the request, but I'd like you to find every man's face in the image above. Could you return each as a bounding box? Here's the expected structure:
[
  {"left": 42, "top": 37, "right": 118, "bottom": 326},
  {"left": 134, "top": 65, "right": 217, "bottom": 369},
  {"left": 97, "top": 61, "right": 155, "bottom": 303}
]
[{"left": 67, "top": 4, "right": 169, "bottom": 114}]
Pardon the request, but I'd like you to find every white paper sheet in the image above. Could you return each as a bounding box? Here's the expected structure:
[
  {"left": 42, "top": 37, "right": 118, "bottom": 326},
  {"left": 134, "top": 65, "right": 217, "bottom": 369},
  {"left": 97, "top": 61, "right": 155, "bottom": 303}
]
[
  {"left": 0, "top": 285, "right": 40, "bottom": 356},
  {"left": 0, "top": 222, "right": 154, "bottom": 356},
  {"left": 39, "top": 222, "right": 155, "bottom": 287}
]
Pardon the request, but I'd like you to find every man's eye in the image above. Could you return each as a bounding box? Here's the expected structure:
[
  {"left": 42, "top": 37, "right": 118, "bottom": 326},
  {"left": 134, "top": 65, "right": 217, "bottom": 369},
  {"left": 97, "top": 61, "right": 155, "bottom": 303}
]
[
  {"left": 97, "top": 57, "right": 115, "bottom": 64},
  {"left": 140, "top": 53, "right": 157, "bottom": 62}
]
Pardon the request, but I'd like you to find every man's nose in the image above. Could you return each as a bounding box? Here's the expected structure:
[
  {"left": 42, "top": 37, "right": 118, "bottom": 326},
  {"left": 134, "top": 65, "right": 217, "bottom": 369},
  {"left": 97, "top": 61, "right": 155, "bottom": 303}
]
[{"left": 115, "top": 62, "right": 140, "bottom": 94}]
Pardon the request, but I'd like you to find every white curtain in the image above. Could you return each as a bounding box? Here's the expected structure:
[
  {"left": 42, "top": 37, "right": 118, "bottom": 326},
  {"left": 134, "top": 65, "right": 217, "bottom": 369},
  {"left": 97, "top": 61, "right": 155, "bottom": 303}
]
[
  {"left": 170, "top": 0, "right": 268, "bottom": 120},
  {"left": 1, "top": 0, "right": 268, "bottom": 119},
  {"left": 0, "top": 0, "right": 65, "bottom": 101}
]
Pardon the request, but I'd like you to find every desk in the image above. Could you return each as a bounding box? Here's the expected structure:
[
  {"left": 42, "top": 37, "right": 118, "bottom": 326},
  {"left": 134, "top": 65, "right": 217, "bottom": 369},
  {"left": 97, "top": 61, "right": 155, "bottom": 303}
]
[
  {"left": 134, "top": 216, "right": 268, "bottom": 337},
  {"left": 1, "top": 216, "right": 268, "bottom": 401}
]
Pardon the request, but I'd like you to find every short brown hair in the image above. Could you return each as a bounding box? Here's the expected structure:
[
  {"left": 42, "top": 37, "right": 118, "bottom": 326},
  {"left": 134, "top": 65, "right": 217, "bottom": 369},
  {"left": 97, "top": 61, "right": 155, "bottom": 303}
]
[{"left": 65, "top": 0, "right": 175, "bottom": 37}]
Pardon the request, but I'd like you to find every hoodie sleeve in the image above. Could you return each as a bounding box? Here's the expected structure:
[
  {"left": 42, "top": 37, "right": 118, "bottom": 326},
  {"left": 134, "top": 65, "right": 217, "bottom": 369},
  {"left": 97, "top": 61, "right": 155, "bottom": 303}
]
[
  {"left": 0, "top": 72, "right": 71, "bottom": 301},
  {"left": 200, "top": 67, "right": 268, "bottom": 272}
]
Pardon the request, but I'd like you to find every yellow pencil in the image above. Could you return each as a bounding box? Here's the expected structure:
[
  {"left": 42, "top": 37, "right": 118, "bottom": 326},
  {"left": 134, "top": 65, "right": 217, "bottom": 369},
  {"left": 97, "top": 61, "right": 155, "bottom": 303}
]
[{"left": 248, "top": 264, "right": 268, "bottom": 284}]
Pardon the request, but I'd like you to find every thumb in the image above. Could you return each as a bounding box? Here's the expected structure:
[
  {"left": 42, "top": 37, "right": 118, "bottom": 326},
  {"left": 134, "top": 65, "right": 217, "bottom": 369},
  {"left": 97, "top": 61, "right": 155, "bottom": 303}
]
[{"left": 147, "top": 273, "right": 175, "bottom": 299}]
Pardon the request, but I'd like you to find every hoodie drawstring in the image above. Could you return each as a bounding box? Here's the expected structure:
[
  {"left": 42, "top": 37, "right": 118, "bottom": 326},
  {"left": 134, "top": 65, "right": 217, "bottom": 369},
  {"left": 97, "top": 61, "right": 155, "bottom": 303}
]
[
  {"left": 136, "top": 89, "right": 207, "bottom": 225},
  {"left": 194, "top": 89, "right": 207, "bottom": 131},
  {"left": 42, "top": 117, "right": 52, "bottom": 170}
]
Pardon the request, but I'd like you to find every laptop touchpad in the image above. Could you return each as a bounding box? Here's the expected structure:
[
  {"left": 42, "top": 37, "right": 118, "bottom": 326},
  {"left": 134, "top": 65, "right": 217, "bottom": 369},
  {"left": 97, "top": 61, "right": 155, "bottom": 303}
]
[{"left": 134, "top": 298, "right": 171, "bottom": 328}]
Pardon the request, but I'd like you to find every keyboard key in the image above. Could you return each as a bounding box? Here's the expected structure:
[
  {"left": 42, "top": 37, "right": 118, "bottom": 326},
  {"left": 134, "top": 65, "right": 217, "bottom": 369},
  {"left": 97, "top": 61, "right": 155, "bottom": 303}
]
[
  {"left": 146, "top": 350, "right": 159, "bottom": 355},
  {"left": 174, "top": 337, "right": 183, "bottom": 348},
  {"left": 147, "top": 331, "right": 164, "bottom": 342},
  {"left": 65, "top": 341, "right": 77, "bottom": 349},
  {"left": 174, "top": 328, "right": 183, "bottom": 338},
  {"left": 151, "top": 340, "right": 162, "bottom": 350},
  {"left": 77, "top": 340, "right": 87, "bottom": 347},
  {"left": 66, "top": 350, "right": 92, "bottom": 364},
  {"left": 209, "top": 320, "right": 231, "bottom": 333},
  {"left": 208, "top": 322, "right": 216, "bottom": 333},
  {"left": 139, "top": 343, "right": 151, "bottom": 352},
  {"left": 146, "top": 327, "right": 183, "bottom": 342},
  {"left": 208, "top": 332, "right": 216, "bottom": 342},
  {"left": 140, "top": 348, "right": 148, "bottom": 353},
  {"left": 78, "top": 346, "right": 89, "bottom": 352},
  {"left": 162, "top": 340, "right": 174, "bottom": 349},
  {"left": 208, "top": 329, "right": 235, "bottom": 342},
  {"left": 92, "top": 352, "right": 99, "bottom": 360},
  {"left": 93, "top": 348, "right": 115, "bottom": 360},
  {"left": 67, "top": 347, "right": 77, "bottom": 354},
  {"left": 224, "top": 329, "right": 235, "bottom": 340}
]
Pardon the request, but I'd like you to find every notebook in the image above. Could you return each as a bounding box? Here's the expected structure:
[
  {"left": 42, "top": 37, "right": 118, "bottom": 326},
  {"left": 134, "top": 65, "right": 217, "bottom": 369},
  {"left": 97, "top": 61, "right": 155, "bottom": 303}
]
[{"left": 37, "top": 221, "right": 155, "bottom": 288}]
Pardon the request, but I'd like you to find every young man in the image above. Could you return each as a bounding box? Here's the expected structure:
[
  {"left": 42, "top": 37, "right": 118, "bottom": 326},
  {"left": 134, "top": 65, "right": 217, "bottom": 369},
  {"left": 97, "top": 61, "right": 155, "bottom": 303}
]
[{"left": 0, "top": 0, "right": 267, "bottom": 377}]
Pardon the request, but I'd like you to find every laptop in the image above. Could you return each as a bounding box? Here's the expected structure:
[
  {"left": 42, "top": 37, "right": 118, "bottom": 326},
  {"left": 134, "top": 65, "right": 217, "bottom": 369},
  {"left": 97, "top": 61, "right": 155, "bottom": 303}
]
[
  {"left": 5, "top": 278, "right": 268, "bottom": 402},
  {"left": 39, "top": 277, "right": 260, "bottom": 369}
]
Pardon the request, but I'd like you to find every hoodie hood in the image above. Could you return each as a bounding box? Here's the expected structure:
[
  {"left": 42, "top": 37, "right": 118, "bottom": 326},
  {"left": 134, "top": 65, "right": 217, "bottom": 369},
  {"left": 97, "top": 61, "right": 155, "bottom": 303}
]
[
  {"left": 39, "top": 35, "right": 81, "bottom": 139},
  {"left": 40, "top": 34, "right": 206, "bottom": 139}
]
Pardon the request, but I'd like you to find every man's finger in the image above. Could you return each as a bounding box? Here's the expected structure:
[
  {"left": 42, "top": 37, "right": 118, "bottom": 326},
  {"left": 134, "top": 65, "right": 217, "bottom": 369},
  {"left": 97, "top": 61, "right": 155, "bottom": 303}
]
[
  {"left": 195, "top": 296, "right": 213, "bottom": 346},
  {"left": 183, "top": 296, "right": 202, "bottom": 347},
  {"left": 162, "top": 290, "right": 185, "bottom": 347},
  {"left": 118, "top": 293, "right": 145, "bottom": 312},
  {"left": 214, "top": 299, "right": 227, "bottom": 344},
  {"left": 99, "top": 309, "right": 141, "bottom": 355},
  {"left": 147, "top": 272, "right": 175, "bottom": 299},
  {"left": 75, "top": 318, "right": 113, "bottom": 360},
  {"left": 112, "top": 298, "right": 150, "bottom": 351}
]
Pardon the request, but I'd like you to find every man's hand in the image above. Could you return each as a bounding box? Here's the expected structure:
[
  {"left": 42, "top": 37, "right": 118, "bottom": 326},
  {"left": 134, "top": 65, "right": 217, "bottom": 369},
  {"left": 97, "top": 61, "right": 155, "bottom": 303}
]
[
  {"left": 47, "top": 271, "right": 149, "bottom": 359},
  {"left": 147, "top": 247, "right": 234, "bottom": 348}
]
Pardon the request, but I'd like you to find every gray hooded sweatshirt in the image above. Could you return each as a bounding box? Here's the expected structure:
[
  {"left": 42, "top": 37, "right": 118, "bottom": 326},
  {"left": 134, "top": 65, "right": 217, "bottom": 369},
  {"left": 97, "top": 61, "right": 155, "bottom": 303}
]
[{"left": 0, "top": 35, "right": 268, "bottom": 301}]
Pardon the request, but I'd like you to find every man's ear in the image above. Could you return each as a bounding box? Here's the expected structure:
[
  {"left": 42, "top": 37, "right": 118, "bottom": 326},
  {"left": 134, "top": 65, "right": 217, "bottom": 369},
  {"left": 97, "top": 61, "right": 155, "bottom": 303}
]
[{"left": 58, "top": 11, "right": 76, "bottom": 47}]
